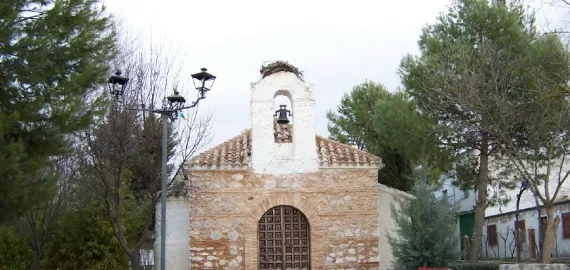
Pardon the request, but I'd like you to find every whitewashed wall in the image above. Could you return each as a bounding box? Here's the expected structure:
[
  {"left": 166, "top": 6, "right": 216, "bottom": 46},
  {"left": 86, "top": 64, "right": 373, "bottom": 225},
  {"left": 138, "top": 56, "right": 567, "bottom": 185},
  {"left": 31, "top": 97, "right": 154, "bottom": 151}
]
[
  {"left": 481, "top": 202, "right": 570, "bottom": 260},
  {"left": 486, "top": 158, "right": 570, "bottom": 217},
  {"left": 435, "top": 174, "right": 477, "bottom": 259},
  {"left": 435, "top": 174, "right": 477, "bottom": 214},
  {"left": 154, "top": 196, "right": 190, "bottom": 270},
  {"left": 378, "top": 184, "right": 415, "bottom": 270},
  {"left": 435, "top": 162, "right": 570, "bottom": 261},
  {"left": 250, "top": 72, "right": 320, "bottom": 175}
]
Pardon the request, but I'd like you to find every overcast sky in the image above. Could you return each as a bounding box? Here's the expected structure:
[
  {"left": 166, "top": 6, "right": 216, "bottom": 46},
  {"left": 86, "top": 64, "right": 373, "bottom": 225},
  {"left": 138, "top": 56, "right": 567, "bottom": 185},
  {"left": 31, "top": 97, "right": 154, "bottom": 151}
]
[
  {"left": 105, "top": 0, "right": 568, "bottom": 214},
  {"left": 105, "top": 0, "right": 566, "bottom": 151}
]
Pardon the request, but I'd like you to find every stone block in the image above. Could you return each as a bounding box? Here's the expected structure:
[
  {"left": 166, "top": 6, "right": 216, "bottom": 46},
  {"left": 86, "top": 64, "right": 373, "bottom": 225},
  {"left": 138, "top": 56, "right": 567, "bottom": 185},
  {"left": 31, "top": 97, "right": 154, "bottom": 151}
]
[
  {"left": 188, "top": 168, "right": 404, "bottom": 269},
  {"left": 499, "top": 264, "right": 569, "bottom": 270}
]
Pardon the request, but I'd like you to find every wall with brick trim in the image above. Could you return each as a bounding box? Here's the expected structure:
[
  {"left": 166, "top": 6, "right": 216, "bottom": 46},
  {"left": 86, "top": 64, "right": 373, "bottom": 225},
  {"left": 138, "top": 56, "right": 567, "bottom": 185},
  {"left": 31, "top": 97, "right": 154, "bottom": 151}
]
[{"left": 189, "top": 169, "right": 383, "bottom": 269}]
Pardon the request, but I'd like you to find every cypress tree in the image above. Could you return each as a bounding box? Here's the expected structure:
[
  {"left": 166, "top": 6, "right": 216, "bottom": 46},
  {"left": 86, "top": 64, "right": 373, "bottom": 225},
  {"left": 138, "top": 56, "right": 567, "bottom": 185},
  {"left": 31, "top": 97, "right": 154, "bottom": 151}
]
[{"left": 387, "top": 168, "right": 459, "bottom": 270}]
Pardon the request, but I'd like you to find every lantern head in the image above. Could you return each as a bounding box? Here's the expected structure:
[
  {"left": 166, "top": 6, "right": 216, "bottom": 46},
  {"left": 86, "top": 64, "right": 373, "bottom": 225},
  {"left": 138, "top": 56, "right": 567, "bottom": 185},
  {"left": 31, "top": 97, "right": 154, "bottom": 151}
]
[
  {"left": 191, "top": 68, "right": 216, "bottom": 99},
  {"left": 108, "top": 70, "right": 129, "bottom": 99}
]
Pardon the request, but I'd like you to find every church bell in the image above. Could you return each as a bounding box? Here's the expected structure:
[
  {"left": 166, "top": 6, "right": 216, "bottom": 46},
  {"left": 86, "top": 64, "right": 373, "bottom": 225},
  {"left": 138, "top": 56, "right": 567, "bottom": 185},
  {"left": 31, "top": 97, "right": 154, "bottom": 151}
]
[{"left": 274, "top": 104, "right": 292, "bottom": 124}]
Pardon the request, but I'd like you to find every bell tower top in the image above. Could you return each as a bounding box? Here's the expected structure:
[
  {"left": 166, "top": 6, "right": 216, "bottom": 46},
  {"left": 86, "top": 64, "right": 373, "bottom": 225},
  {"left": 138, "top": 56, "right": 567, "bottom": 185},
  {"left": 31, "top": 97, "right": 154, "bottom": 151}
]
[{"left": 250, "top": 61, "right": 319, "bottom": 174}]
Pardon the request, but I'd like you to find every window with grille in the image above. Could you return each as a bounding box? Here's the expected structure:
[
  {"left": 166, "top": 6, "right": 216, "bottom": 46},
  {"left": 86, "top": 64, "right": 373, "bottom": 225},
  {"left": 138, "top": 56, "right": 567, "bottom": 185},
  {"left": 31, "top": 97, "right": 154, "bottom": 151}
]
[
  {"left": 487, "top": 224, "right": 498, "bottom": 246},
  {"left": 562, "top": 212, "right": 570, "bottom": 239}
]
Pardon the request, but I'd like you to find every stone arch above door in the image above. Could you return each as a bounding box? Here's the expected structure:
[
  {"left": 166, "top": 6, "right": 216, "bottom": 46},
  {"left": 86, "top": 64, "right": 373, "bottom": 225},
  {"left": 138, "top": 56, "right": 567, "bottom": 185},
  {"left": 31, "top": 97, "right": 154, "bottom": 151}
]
[{"left": 243, "top": 193, "right": 322, "bottom": 270}]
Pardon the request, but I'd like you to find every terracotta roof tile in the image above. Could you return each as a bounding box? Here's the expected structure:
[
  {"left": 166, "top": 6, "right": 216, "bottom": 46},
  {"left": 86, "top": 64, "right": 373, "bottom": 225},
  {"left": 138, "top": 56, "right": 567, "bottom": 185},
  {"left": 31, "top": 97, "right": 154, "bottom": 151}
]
[
  {"left": 314, "top": 136, "right": 380, "bottom": 168},
  {"left": 274, "top": 119, "right": 292, "bottom": 143},
  {"left": 192, "top": 130, "right": 252, "bottom": 169},
  {"left": 191, "top": 127, "right": 381, "bottom": 169}
]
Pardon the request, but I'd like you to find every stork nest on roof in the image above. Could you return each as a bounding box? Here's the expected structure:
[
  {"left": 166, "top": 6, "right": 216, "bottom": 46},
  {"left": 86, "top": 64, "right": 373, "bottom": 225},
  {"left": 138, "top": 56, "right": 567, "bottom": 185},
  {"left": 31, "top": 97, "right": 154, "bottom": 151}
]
[{"left": 260, "top": 61, "right": 304, "bottom": 80}]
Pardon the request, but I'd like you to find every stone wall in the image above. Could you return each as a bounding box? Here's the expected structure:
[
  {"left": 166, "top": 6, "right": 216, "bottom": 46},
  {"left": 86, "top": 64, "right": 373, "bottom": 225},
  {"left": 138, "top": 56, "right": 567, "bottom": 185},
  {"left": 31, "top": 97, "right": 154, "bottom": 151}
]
[
  {"left": 189, "top": 169, "right": 380, "bottom": 269},
  {"left": 499, "top": 264, "right": 569, "bottom": 270}
]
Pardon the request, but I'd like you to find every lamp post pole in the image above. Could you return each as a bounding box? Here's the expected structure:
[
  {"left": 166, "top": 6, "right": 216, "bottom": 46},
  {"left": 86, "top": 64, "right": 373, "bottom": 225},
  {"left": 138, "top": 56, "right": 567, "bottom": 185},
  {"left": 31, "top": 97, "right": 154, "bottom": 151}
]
[
  {"left": 160, "top": 105, "right": 168, "bottom": 270},
  {"left": 107, "top": 68, "right": 216, "bottom": 270}
]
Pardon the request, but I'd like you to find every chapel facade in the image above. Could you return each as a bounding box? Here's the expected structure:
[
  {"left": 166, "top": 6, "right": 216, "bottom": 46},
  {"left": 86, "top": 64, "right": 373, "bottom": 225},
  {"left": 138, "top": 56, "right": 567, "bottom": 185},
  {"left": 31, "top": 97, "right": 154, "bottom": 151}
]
[{"left": 156, "top": 62, "right": 410, "bottom": 270}]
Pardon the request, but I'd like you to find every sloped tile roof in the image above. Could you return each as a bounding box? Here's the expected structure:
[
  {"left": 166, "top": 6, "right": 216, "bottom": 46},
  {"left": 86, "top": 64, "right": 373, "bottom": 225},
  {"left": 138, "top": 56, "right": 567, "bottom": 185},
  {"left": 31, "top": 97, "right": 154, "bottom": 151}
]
[
  {"left": 314, "top": 135, "right": 380, "bottom": 167},
  {"left": 191, "top": 125, "right": 381, "bottom": 170},
  {"left": 191, "top": 129, "right": 253, "bottom": 169}
]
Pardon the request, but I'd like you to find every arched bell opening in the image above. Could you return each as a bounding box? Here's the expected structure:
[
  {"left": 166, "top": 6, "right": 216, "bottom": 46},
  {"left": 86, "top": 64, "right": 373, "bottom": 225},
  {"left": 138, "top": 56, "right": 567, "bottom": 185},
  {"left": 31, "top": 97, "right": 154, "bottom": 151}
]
[
  {"left": 273, "top": 90, "right": 293, "bottom": 143},
  {"left": 258, "top": 205, "right": 310, "bottom": 270}
]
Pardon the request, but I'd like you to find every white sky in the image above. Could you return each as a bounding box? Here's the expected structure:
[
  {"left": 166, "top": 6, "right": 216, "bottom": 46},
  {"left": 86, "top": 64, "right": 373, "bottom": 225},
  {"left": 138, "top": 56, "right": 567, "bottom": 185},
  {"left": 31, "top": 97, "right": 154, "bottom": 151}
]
[{"left": 104, "top": 0, "right": 567, "bottom": 152}]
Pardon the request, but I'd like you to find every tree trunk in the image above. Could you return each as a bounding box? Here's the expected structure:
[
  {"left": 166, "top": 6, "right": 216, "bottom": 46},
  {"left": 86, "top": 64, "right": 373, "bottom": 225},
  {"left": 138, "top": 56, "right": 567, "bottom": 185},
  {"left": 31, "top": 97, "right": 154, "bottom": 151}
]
[
  {"left": 129, "top": 251, "right": 141, "bottom": 270},
  {"left": 541, "top": 203, "right": 560, "bottom": 264},
  {"left": 468, "top": 134, "right": 490, "bottom": 262},
  {"left": 31, "top": 250, "right": 41, "bottom": 270}
]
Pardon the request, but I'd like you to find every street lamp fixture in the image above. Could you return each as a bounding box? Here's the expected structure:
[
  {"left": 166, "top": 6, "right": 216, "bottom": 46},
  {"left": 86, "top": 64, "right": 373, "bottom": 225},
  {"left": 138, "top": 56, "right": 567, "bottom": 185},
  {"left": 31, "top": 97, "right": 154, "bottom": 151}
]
[
  {"left": 107, "top": 70, "right": 129, "bottom": 100},
  {"left": 167, "top": 89, "right": 186, "bottom": 109},
  {"left": 107, "top": 67, "right": 215, "bottom": 270},
  {"left": 191, "top": 68, "right": 216, "bottom": 100}
]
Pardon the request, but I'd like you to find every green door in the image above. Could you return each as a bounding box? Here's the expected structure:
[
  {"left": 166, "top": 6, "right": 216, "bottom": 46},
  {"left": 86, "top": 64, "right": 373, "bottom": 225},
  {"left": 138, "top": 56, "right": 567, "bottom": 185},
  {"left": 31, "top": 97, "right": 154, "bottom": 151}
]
[{"left": 458, "top": 212, "right": 475, "bottom": 260}]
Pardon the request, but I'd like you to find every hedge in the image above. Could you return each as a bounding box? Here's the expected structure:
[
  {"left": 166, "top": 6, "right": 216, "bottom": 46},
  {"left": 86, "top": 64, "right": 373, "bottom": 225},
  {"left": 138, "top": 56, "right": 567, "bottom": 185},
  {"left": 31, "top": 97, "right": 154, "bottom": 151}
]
[{"left": 448, "top": 262, "right": 502, "bottom": 270}]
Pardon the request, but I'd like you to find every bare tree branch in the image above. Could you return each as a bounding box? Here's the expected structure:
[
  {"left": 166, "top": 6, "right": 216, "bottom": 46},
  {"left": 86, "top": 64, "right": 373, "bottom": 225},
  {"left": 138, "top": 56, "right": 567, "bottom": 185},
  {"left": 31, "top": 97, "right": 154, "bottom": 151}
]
[{"left": 77, "top": 25, "right": 214, "bottom": 270}]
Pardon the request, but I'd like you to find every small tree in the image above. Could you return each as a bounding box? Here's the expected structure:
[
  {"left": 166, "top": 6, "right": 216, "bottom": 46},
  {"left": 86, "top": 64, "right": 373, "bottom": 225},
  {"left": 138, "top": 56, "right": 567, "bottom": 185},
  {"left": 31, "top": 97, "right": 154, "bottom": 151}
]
[
  {"left": 79, "top": 31, "right": 213, "bottom": 270},
  {"left": 489, "top": 34, "right": 570, "bottom": 262},
  {"left": 387, "top": 168, "right": 459, "bottom": 270}
]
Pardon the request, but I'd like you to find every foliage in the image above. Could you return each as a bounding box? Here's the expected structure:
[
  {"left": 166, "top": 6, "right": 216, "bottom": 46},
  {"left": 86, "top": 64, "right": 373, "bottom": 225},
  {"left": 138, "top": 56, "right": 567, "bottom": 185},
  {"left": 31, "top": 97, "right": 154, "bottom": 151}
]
[
  {"left": 397, "top": 0, "right": 561, "bottom": 261},
  {"left": 0, "top": 195, "right": 132, "bottom": 270},
  {"left": 0, "top": 0, "right": 115, "bottom": 222},
  {"left": 387, "top": 168, "right": 459, "bottom": 270},
  {"left": 80, "top": 33, "right": 213, "bottom": 268},
  {"left": 42, "top": 200, "right": 130, "bottom": 270},
  {"left": 487, "top": 33, "right": 570, "bottom": 263},
  {"left": 448, "top": 262, "right": 501, "bottom": 270},
  {"left": 327, "top": 81, "right": 451, "bottom": 191},
  {"left": 374, "top": 91, "right": 453, "bottom": 187},
  {"left": 82, "top": 108, "right": 172, "bottom": 269},
  {"left": 0, "top": 225, "right": 33, "bottom": 270},
  {"left": 327, "top": 81, "right": 386, "bottom": 151}
]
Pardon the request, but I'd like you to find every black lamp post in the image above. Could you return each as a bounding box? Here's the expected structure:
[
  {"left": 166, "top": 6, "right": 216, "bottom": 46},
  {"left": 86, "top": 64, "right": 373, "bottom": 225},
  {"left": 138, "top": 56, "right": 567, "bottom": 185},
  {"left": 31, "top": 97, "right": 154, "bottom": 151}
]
[
  {"left": 107, "top": 67, "right": 216, "bottom": 270},
  {"left": 107, "top": 70, "right": 129, "bottom": 101},
  {"left": 192, "top": 67, "right": 216, "bottom": 100}
]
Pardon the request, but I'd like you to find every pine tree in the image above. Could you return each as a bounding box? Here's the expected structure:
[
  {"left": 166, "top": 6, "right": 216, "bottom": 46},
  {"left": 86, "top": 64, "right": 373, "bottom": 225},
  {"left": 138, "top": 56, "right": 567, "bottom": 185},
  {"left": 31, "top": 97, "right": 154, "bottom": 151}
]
[
  {"left": 327, "top": 81, "right": 451, "bottom": 191},
  {"left": 0, "top": 0, "right": 115, "bottom": 222},
  {"left": 397, "top": 0, "right": 564, "bottom": 261},
  {"left": 387, "top": 168, "right": 459, "bottom": 270}
]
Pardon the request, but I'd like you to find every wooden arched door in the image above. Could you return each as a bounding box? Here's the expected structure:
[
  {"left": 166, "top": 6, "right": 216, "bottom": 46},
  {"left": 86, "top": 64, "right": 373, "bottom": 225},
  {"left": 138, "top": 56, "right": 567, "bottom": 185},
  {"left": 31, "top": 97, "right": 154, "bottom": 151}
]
[{"left": 258, "top": 205, "right": 310, "bottom": 270}]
